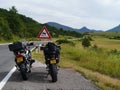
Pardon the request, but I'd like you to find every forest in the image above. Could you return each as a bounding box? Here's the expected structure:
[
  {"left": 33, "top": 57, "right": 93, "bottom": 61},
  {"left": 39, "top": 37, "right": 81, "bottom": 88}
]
[{"left": 0, "top": 6, "right": 83, "bottom": 41}]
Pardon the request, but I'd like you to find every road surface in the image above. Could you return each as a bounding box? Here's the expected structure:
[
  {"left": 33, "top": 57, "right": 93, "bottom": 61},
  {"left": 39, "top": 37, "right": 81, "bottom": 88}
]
[
  {"left": 2, "top": 61, "right": 100, "bottom": 90},
  {"left": 0, "top": 44, "right": 15, "bottom": 82}
]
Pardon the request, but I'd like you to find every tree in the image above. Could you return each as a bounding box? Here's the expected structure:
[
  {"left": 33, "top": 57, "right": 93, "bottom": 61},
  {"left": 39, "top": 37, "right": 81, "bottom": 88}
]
[
  {"left": 82, "top": 36, "right": 91, "bottom": 48},
  {"left": 9, "top": 6, "right": 17, "bottom": 13},
  {"left": 7, "top": 6, "right": 26, "bottom": 37},
  {"left": 0, "top": 17, "right": 12, "bottom": 40}
]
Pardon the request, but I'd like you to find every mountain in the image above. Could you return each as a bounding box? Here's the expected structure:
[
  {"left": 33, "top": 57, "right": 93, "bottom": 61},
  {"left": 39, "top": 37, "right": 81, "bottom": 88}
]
[
  {"left": 77, "top": 27, "right": 103, "bottom": 33},
  {"left": 107, "top": 25, "right": 120, "bottom": 32},
  {"left": 47, "top": 22, "right": 75, "bottom": 31},
  {"left": 47, "top": 22, "right": 103, "bottom": 32},
  {"left": 47, "top": 21, "right": 120, "bottom": 33},
  {"left": 77, "top": 27, "right": 90, "bottom": 32}
]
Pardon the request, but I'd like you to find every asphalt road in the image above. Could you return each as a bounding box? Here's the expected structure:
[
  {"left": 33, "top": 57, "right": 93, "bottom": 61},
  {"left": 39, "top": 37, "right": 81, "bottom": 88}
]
[
  {"left": 0, "top": 42, "right": 100, "bottom": 90},
  {"left": 0, "top": 44, "right": 15, "bottom": 82},
  {"left": 2, "top": 61, "right": 100, "bottom": 90}
]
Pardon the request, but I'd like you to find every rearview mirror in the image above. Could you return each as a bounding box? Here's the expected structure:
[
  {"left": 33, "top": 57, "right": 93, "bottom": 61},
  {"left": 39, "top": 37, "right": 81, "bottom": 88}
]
[
  {"left": 57, "top": 46, "right": 61, "bottom": 50},
  {"left": 40, "top": 46, "right": 44, "bottom": 50},
  {"left": 27, "top": 42, "right": 34, "bottom": 46}
]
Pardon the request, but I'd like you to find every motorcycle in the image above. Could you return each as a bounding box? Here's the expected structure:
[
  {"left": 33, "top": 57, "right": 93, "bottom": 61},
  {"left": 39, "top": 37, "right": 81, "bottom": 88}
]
[
  {"left": 46, "top": 53, "right": 59, "bottom": 82},
  {"left": 43, "top": 42, "right": 60, "bottom": 82},
  {"left": 8, "top": 42, "right": 35, "bottom": 80}
]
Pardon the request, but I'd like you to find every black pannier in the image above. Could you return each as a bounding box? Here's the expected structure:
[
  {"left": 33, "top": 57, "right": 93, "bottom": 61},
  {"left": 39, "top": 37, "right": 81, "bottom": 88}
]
[{"left": 8, "top": 42, "right": 25, "bottom": 51}]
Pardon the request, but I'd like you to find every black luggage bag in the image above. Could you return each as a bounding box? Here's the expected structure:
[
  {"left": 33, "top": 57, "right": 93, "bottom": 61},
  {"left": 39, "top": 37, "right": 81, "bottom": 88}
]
[{"left": 8, "top": 42, "right": 24, "bottom": 51}]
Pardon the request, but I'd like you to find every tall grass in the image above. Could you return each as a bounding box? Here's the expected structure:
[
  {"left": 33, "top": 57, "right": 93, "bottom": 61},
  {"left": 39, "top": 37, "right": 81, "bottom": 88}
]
[
  {"left": 61, "top": 42, "right": 120, "bottom": 78},
  {"left": 59, "top": 40, "right": 120, "bottom": 90}
]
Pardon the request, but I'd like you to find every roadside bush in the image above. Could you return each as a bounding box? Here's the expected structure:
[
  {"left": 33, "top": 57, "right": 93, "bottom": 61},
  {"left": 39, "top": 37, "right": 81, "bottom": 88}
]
[
  {"left": 90, "top": 44, "right": 103, "bottom": 53},
  {"left": 108, "top": 49, "right": 120, "bottom": 55},
  {"left": 56, "top": 39, "right": 75, "bottom": 46},
  {"left": 82, "top": 37, "right": 91, "bottom": 48},
  {"left": 109, "top": 36, "right": 120, "bottom": 40},
  {"left": 91, "top": 44, "right": 98, "bottom": 50}
]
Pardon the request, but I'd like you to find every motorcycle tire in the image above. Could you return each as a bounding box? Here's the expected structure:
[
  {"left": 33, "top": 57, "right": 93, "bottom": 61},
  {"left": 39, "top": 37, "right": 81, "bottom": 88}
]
[
  {"left": 50, "top": 64, "right": 58, "bottom": 82},
  {"left": 20, "top": 64, "right": 28, "bottom": 80},
  {"left": 21, "top": 71, "right": 28, "bottom": 80}
]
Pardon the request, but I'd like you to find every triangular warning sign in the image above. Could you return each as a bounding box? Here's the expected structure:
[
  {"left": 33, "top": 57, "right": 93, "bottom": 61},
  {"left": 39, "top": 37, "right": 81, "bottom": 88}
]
[{"left": 37, "top": 26, "right": 51, "bottom": 39}]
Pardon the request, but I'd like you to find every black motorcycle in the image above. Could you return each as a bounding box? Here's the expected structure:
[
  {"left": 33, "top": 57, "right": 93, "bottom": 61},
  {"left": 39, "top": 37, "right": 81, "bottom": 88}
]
[
  {"left": 43, "top": 42, "right": 60, "bottom": 82},
  {"left": 46, "top": 53, "right": 59, "bottom": 82},
  {"left": 8, "top": 41, "right": 35, "bottom": 80}
]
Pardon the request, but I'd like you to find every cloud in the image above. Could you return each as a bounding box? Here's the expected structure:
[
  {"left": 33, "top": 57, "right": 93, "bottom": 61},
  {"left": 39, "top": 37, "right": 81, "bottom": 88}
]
[{"left": 0, "top": 0, "right": 120, "bottom": 30}]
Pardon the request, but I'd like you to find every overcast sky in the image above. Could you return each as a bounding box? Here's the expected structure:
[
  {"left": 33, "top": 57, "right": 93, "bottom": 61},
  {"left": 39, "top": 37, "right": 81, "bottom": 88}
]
[{"left": 0, "top": 0, "right": 120, "bottom": 31}]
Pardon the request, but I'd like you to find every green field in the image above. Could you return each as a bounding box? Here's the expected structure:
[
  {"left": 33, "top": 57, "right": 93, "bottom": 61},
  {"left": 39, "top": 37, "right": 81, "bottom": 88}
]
[{"left": 32, "top": 33, "right": 120, "bottom": 90}]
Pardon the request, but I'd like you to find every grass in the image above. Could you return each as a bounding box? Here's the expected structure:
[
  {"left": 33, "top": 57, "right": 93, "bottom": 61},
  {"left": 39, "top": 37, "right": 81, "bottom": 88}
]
[
  {"left": 32, "top": 49, "right": 45, "bottom": 63},
  {"left": 59, "top": 41, "right": 120, "bottom": 90},
  {"left": 91, "top": 37, "right": 120, "bottom": 50},
  {"left": 32, "top": 35, "right": 120, "bottom": 90},
  {"left": 60, "top": 42, "right": 120, "bottom": 77}
]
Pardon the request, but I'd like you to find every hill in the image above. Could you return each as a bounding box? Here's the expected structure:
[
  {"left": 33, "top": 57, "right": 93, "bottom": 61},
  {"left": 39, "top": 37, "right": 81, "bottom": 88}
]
[
  {"left": 47, "top": 22, "right": 75, "bottom": 31},
  {"left": 47, "top": 22, "right": 120, "bottom": 33},
  {"left": 0, "top": 7, "right": 83, "bottom": 41},
  {"left": 78, "top": 27, "right": 103, "bottom": 32},
  {"left": 107, "top": 25, "right": 120, "bottom": 32},
  {"left": 46, "top": 22, "right": 103, "bottom": 32}
]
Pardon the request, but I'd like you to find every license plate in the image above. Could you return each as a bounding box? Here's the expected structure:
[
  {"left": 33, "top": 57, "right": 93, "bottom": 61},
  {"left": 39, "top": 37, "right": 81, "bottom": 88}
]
[
  {"left": 50, "top": 60, "right": 56, "bottom": 64},
  {"left": 16, "top": 57, "right": 23, "bottom": 63}
]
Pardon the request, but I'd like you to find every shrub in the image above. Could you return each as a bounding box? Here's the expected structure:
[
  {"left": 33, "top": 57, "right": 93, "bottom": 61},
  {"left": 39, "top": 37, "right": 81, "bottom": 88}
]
[
  {"left": 82, "top": 36, "right": 91, "bottom": 48},
  {"left": 108, "top": 49, "right": 120, "bottom": 55},
  {"left": 56, "top": 39, "right": 75, "bottom": 46}
]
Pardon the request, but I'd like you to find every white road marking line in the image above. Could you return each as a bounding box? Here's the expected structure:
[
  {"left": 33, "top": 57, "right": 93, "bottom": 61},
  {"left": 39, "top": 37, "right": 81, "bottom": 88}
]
[
  {"left": 0, "top": 66, "right": 16, "bottom": 90},
  {"left": 0, "top": 43, "right": 12, "bottom": 46}
]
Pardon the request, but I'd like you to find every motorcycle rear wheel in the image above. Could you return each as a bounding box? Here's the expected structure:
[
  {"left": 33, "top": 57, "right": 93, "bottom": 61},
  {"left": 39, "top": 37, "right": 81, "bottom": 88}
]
[
  {"left": 50, "top": 65, "right": 58, "bottom": 82},
  {"left": 19, "top": 64, "right": 28, "bottom": 80},
  {"left": 21, "top": 71, "right": 28, "bottom": 80}
]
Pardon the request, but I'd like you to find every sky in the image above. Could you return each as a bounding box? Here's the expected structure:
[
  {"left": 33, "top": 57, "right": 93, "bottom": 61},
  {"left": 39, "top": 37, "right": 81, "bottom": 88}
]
[{"left": 0, "top": 0, "right": 120, "bottom": 31}]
